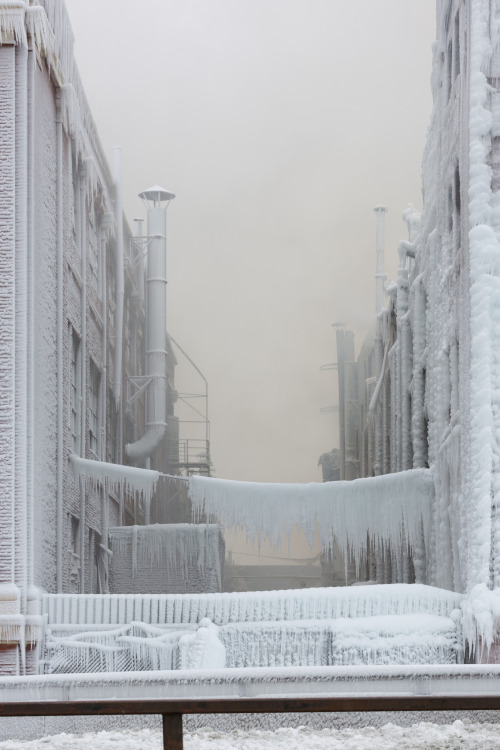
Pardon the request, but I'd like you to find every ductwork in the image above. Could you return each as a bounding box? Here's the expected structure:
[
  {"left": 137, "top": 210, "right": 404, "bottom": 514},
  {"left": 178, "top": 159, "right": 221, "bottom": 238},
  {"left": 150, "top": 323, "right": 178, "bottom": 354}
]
[{"left": 126, "top": 186, "right": 175, "bottom": 463}]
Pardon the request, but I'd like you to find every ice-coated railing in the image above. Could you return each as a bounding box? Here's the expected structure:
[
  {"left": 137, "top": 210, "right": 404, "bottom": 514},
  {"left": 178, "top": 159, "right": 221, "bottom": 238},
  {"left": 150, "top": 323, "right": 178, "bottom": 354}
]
[{"left": 43, "top": 584, "right": 463, "bottom": 627}]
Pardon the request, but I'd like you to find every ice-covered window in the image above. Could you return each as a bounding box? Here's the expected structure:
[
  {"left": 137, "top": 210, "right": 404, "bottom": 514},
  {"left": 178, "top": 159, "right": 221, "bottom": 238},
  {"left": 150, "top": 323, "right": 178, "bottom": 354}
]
[
  {"left": 72, "top": 154, "right": 81, "bottom": 255},
  {"left": 88, "top": 213, "right": 101, "bottom": 298},
  {"left": 89, "top": 361, "right": 101, "bottom": 457},
  {"left": 107, "top": 395, "right": 117, "bottom": 464},
  {"left": 69, "top": 514, "right": 80, "bottom": 589},
  {"left": 453, "top": 12, "right": 460, "bottom": 80},
  {"left": 87, "top": 528, "right": 102, "bottom": 594},
  {"left": 107, "top": 245, "right": 116, "bottom": 335},
  {"left": 69, "top": 326, "right": 81, "bottom": 454}
]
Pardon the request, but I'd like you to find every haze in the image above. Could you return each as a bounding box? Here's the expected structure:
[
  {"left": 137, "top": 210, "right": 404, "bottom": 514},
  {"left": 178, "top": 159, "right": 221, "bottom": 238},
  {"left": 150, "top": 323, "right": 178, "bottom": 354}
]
[{"left": 63, "top": 0, "right": 435, "bottom": 483}]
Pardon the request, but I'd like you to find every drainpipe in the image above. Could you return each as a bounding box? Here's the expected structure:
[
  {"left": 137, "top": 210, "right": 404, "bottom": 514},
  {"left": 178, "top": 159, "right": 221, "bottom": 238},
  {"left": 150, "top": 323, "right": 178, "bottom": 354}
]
[
  {"left": 79, "top": 164, "right": 87, "bottom": 594},
  {"left": 55, "top": 87, "right": 63, "bottom": 592},
  {"left": 113, "top": 149, "right": 124, "bottom": 408},
  {"left": 15, "top": 43, "right": 28, "bottom": 619},
  {"left": 126, "top": 186, "right": 175, "bottom": 463},
  {"left": 27, "top": 45, "right": 35, "bottom": 593}
]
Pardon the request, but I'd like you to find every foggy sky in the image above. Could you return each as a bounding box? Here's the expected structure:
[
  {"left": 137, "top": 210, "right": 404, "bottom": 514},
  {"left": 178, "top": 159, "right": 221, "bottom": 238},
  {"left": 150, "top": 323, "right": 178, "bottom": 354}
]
[{"left": 63, "top": 0, "right": 436, "bottom": 484}]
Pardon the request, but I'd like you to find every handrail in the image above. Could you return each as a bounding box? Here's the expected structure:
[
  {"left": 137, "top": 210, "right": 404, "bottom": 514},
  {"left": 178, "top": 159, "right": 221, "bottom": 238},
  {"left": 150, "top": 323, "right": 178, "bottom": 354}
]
[{"left": 2, "top": 695, "right": 500, "bottom": 749}]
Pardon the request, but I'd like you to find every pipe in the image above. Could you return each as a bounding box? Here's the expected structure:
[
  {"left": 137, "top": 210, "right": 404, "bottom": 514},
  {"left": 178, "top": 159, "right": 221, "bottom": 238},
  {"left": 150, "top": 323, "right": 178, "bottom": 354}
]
[
  {"left": 374, "top": 205, "right": 387, "bottom": 314},
  {"left": 15, "top": 43, "right": 28, "bottom": 622},
  {"left": 100, "top": 215, "right": 109, "bottom": 592},
  {"left": 79, "top": 164, "right": 87, "bottom": 594},
  {"left": 113, "top": 148, "right": 124, "bottom": 413},
  {"left": 27, "top": 45, "right": 35, "bottom": 593},
  {"left": 126, "top": 187, "right": 174, "bottom": 463},
  {"left": 55, "top": 85, "right": 63, "bottom": 591}
]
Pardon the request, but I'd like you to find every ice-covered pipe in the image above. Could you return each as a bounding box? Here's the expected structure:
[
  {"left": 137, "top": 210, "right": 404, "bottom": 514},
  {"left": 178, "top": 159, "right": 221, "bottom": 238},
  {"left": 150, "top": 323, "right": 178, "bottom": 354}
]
[
  {"left": 374, "top": 205, "right": 387, "bottom": 314},
  {"left": 113, "top": 148, "right": 124, "bottom": 415},
  {"left": 55, "top": 86, "right": 63, "bottom": 592},
  {"left": 27, "top": 48, "right": 35, "bottom": 591},
  {"left": 79, "top": 164, "right": 87, "bottom": 593},
  {"left": 126, "top": 186, "right": 175, "bottom": 463},
  {"left": 15, "top": 43, "right": 28, "bottom": 621}
]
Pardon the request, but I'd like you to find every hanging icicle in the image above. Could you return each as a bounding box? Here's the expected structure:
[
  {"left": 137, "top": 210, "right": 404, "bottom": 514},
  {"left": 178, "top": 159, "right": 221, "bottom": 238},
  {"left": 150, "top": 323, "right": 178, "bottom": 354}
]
[
  {"left": 189, "top": 468, "right": 434, "bottom": 574},
  {"left": 0, "top": 1, "right": 27, "bottom": 47},
  {"left": 70, "top": 455, "right": 159, "bottom": 512}
]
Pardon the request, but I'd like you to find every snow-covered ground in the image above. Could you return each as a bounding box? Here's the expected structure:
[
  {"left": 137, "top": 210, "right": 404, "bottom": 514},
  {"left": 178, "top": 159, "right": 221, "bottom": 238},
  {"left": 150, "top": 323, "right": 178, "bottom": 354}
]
[{"left": 2, "top": 721, "right": 500, "bottom": 750}]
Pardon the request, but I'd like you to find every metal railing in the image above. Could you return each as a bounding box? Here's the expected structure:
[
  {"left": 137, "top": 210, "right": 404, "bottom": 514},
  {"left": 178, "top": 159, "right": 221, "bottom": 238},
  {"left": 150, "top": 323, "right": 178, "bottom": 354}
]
[{"left": 2, "top": 695, "right": 500, "bottom": 750}]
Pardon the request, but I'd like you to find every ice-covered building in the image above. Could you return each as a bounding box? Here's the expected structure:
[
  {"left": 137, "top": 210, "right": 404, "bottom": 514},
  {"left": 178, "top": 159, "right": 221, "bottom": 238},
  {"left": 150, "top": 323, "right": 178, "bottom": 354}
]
[
  {"left": 334, "top": 0, "right": 500, "bottom": 602},
  {"left": 0, "top": 0, "right": 224, "bottom": 674},
  {"left": 6, "top": 0, "right": 500, "bottom": 680}
]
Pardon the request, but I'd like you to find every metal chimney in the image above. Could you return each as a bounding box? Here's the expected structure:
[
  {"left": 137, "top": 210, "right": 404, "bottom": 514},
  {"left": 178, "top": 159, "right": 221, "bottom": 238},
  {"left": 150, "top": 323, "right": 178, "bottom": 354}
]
[{"left": 126, "top": 186, "right": 175, "bottom": 462}]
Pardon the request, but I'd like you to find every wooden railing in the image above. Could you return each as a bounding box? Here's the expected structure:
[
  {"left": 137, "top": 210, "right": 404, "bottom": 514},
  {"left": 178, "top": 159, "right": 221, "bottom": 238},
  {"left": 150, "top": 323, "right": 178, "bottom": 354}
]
[{"left": 2, "top": 696, "right": 500, "bottom": 750}]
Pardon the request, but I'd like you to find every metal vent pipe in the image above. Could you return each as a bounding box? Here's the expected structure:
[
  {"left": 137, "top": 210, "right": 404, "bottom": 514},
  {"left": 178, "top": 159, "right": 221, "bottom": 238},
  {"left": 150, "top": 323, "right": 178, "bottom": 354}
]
[{"left": 126, "top": 186, "right": 175, "bottom": 463}]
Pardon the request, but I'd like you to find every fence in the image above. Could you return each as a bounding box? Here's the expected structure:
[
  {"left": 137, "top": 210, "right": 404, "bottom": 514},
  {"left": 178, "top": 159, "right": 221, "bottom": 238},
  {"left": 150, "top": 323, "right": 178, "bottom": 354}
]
[{"left": 1, "top": 695, "right": 500, "bottom": 750}]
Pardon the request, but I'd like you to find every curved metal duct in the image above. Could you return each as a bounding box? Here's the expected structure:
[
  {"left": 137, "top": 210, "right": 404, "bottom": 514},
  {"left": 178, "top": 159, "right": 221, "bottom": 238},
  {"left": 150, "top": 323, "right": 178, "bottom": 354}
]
[{"left": 126, "top": 186, "right": 175, "bottom": 463}]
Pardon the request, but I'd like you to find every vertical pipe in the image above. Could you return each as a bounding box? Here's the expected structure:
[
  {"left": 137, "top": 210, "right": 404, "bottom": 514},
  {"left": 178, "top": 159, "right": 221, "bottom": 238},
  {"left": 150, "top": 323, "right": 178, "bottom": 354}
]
[
  {"left": 113, "top": 150, "right": 124, "bottom": 526},
  {"left": 79, "top": 170, "right": 87, "bottom": 593},
  {"left": 374, "top": 205, "right": 387, "bottom": 314},
  {"left": 113, "top": 148, "right": 124, "bottom": 456},
  {"left": 27, "top": 47, "right": 35, "bottom": 590},
  {"left": 100, "top": 219, "right": 108, "bottom": 591},
  {"left": 55, "top": 88, "right": 64, "bottom": 593},
  {"left": 14, "top": 44, "right": 28, "bottom": 620},
  {"left": 373, "top": 334, "right": 384, "bottom": 475},
  {"left": 336, "top": 328, "right": 346, "bottom": 480}
]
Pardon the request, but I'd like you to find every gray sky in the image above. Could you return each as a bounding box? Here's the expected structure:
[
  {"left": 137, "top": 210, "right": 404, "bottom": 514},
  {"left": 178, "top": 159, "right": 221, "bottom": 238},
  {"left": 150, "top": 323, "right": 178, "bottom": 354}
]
[{"left": 64, "top": 0, "right": 436, "bottom": 484}]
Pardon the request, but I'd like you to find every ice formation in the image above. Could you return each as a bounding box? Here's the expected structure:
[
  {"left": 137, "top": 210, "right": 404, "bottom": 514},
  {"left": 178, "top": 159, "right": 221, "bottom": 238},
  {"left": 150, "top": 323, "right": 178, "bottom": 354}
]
[
  {"left": 70, "top": 455, "right": 159, "bottom": 518},
  {"left": 40, "top": 586, "right": 461, "bottom": 673},
  {"left": 44, "top": 619, "right": 224, "bottom": 673},
  {"left": 108, "top": 524, "right": 223, "bottom": 591},
  {"left": 189, "top": 470, "right": 433, "bottom": 576},
  {"left": 220, "top": 614, "right": 460, "bottom": 668},
  {"left": 41, "top": 584, "right": 461, "bottom": 627}
]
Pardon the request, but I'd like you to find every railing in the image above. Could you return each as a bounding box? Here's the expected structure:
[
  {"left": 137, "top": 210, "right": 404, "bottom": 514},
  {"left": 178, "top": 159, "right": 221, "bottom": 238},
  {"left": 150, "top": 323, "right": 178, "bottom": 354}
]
[{"left": 2, "top": 696, "right": 500, "bottom": 750}]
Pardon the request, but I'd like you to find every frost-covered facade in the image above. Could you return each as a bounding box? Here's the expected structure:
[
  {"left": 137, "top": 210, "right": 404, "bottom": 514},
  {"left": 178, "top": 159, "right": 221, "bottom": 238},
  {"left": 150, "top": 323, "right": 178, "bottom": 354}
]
[
  {"left": 0, "top": 0, "right": 219, "bottom": 674},
  {"left": 340, "top": 0, "right": 500, "bottom": 600},
  {"left": 6, "top": 0, "right": 500, "bottom": 680}
]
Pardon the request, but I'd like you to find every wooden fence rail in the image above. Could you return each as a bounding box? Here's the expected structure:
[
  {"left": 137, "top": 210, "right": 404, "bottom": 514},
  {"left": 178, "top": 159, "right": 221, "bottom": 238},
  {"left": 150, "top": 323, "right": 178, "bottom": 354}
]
[{"left": 1, "top": 696, "right": 500, "bottom": 750}]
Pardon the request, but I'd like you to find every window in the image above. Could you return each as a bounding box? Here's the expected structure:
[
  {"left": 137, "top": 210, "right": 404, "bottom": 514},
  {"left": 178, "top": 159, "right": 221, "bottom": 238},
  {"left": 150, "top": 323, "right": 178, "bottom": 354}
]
[
  {"left": 88, "top": 225, "right": 101, "bottom": 297},
  {"left": 72, "top": 155, "right": 81, "bottom": 254},
  {"left": 69, "top": 327, "right": 81, "bottom": 454},
  {"left": 69, "top": 515, "right": 80, "bottom": 589},
  {"left": 89, "top": 361, "right": 101, "bottom": 457},
  {"left": 107, "top": 395, "right": 117, "bottom": 464}
]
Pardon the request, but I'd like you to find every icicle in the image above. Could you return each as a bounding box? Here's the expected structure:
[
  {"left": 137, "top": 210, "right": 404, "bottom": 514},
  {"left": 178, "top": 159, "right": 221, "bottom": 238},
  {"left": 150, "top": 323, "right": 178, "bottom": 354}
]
[
  {"left": 108, "top": 523, "right": 223, "bottom": 589},
  {"left": 70, "top": 454, "right": 159, "bottom": 510},
  {"left": 25, "top": 4, "right": 54, "bottom": 59},
  {"left": 0, "top": 1, "right": 27, "bottom": 47},
  {"left": 189, "top": 469, "right": 434, "bottom": 575}
]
